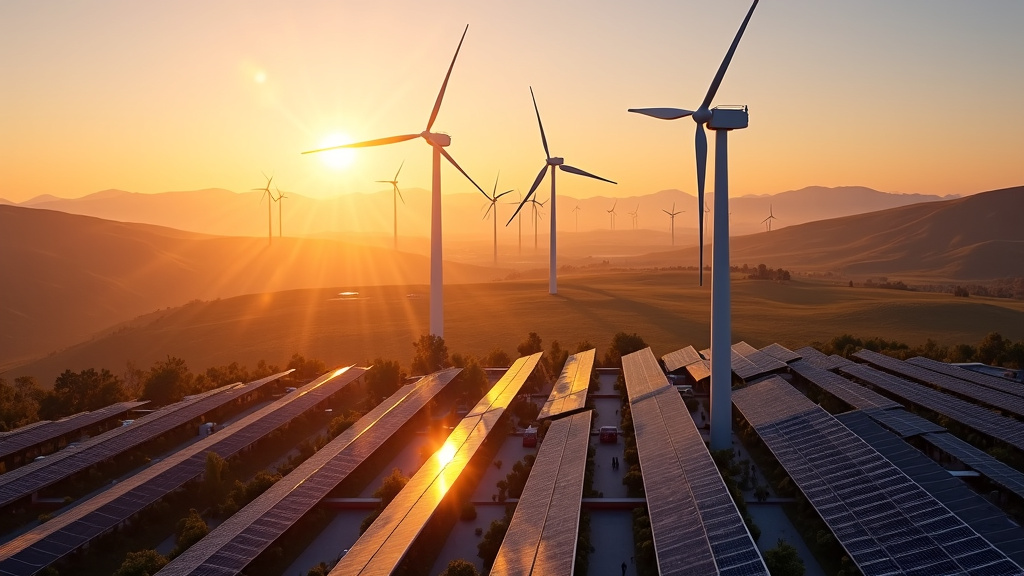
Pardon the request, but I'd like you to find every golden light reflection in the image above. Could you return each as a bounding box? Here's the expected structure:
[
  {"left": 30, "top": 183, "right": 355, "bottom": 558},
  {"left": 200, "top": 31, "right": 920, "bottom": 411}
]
[
  {"left": 318, "top": 133, "right": 356, "bottom": 170},
  {"left": 435, "top": 441, "right": 457, "bottom": 467},
  {"left": 254, "top": 70, "right": 266, "bottom": 84}
]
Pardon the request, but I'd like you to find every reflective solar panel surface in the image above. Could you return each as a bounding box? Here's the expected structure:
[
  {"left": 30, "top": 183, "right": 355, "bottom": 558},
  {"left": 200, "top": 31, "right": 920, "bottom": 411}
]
[
  {"left": 686, "top": 359, "right": 711, "bottom": 383},
  {"left": 860, "top": 408, "right": 946, "bottom": 438},
  {"left": 921, "top": 432, "right": 1024, "bottom": 503},
  {"left": 662, "top": 345, "right": 702, "bottom": 373},
  {"left": 794, "top": 347, "right": 853, "bottom": 370},
  {"left": 789, "top": 360, "right": 901, "bottom": 411},
  {"left": 0, "top": 401, "right": 149, "bottom": 461},
  {"left": 622, "top": 348, "right": 767, "bottom": 576},
  {"left": 759, "top": 343, "right": 801, "bottom": 364},
  {"left": 908, "top": 357, "right": 1024, "bottom": 399},
  {"left": 158, "top": 368, "right": 460, "bottom": 576},
  {"left": 734, "top": 377, "right": 1023, "bottom": 576},
  {"left": 492, "top": 411, "right": 591, "bottom": 575},
  {"left": 538, "top": 349, "right": 595, "bottom": 420},
  {"left": 732, "top": 343, "right": 788, "bottom": 380}
]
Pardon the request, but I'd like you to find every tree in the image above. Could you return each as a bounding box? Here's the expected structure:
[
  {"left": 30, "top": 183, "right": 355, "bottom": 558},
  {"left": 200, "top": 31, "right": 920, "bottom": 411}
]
[
  {"left": 0, "top": 376, "right": 41, "bottom": 431},
  {"left": 603, "top": 332, "right": 648, "bottom": 368},
  {"left": 373, "top": 468, "right": 409, "bottom": 507},
  {"left": 172, "top": 509, "right": 209, "bottom": 558},
  {"left": 546, "top": 340, "right": 569, "bottom": 378},
  {"left": 477, "top": 514, "right": 511, "bottom": 570},
  {"left": 412, "top": 334, "right": 450, "bottom": 375},
  {"left": 143, "top": 356, "right": 194, "bottom": 405},
  {"left": 204, "top": 452, "right": 230, "bottom": 502},
  {"left": 441, "top": 559, "right": 480, "bottom": 576},
  {"left": 113, "top": 549, "right": 167, "bottom": 576},
  {"left": 287, "top": 353, "right": 327, "bottom": 380},
  {"left": 977, "top": 332, "right": 1008, "bottom": 365},
  {"left": 764, "top": 538, "right": 805, "bottom": 576},
  {"left": 453, "top": 358, "right": 488, "bottom": 400},
  {"left": 43, "top": 368, "right": 127, "bottom": 418},
  {"left": 365, "top": 358, "right": 405, "bottom": 403},
  {"left": 517, "top": 332, "right": 544, "bottom": 356},
  {"left": 481, "top": 348, "right": 512, "bottom": 368}
]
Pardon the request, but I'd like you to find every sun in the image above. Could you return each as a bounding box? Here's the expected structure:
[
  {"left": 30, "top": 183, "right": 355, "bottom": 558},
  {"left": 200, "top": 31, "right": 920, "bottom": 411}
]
[{"left": 317, "top": 133, "right": 356, "bottom": 170}]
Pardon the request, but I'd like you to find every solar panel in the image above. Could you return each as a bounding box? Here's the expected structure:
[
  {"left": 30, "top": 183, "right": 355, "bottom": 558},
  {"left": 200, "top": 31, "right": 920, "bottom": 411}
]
[
  {"left": 733, "top": 377, "right": 1023, "bottom": 575},
  {"left": 921, "top": 432, "right": 1024, "bottom": 504},
  {"left": 157, "top": 368, "right": 461, "bottom": 576},
  {"left": 622, "top": 348, "right": 767, "bottom": 576},
  {"left": 329, "top": 353, "right": 543, "bottom": 576},
  {"left": 860, "top": 408, "right": 946, "bottom": 438},
  {"left": 794, "top": 347, "right": 853, "bottom": 370},
  {"left": 492, "top": 410, "right": 592, "bottom": 575},
  {"left": 0, "top": 372, "right": 289, "bottom": 511},
  {"left": 836, "top": 411, "right": 1024, "bottom": 567},
  {"left": 662, "top": 345, "right": 702, "bottom": 373},
  {"left": 0, "top": 368, "right": 364, "bottom": 576},
  {"left": 0, "top": 401, "right": 149, "bottom": 463},
  {"left": 839, "top": 363, "right": 1024, "bottom": 452},
  {"left": 789, "top": 360, "right": 901, "bottom": 411},
  {"left": 759, "top": 343, "right": 801, "bottom": 364},
  {"left": 732, "top": 343, "right": 788, "bottom": 379},
  {"left": 907, "top": 357, "right": 1024, "bottom": 399},
  {"left": 855, "top": 350, "right": 1024, "bottom": 419},
  {"left": 686, "top": 359, "right": 711, "bottom": 384},
  {"left": 538, "top": 349, "right": 595, "bottom": 420}
]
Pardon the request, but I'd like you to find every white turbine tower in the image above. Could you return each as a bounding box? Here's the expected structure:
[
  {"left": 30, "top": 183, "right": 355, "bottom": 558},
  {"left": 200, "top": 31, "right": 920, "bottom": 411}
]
[
  {"left": 508, "top": 87, "right": 615, "bottom": 295},
  {"left": 253, "top": 173, "right": 273, "bottom": 246},
  {"left": 607, "top": 200, "right": 617, "bottom": 230},
  {"left": 663, "top": 202, "right": 683, "bottom": 246},
  {"left": 377, "top": 161, "right": 405, "bottom": 249},
  {"left": 629, "top": 0, "right": 759, "bottom": 450},
  {"left": 629, "top": 204, "right": 639, "bottom": 230},
  {"left": 530, "top": 197, "right": 546, "bottom": 251},
  {"left": 302, "top": 25, "right": 487, "bottom": 338},
  {"left": 572, "top": 204, "right": 581, "bottom": 232},
  {"left": 483, "top": 172, "right": 513, "bottom": 265},
  {"left": 274, "top": 186, "right": 289, "bottom": 238},
  {"left": 762, "top": 203, "right": 778, "bottom": 232}
]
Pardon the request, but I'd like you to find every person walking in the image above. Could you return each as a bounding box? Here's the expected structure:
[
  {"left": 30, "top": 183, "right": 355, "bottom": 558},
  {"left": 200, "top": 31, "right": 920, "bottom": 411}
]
[{"left": 621, "top": 561, "right": 628, "bottom": 575}]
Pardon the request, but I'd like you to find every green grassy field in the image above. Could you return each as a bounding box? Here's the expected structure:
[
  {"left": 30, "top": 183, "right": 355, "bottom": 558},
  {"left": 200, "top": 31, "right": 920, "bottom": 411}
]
[{"left": 12, "top": 269, "right": 1024, "bottom": 385}]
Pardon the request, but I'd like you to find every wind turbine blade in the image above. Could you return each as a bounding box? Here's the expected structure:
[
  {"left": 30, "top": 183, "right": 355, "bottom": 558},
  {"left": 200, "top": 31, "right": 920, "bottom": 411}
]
[
  {"left": 524, "top": 164, "right": 550, "bottom": 204},
  {"left": 396, "top": 185, "right": 405, "bottom": 205},
  {"left": 506, "top": 194, "right": 533, "bottom": 226},
  {"left": 700, "top": 0, "right": 759, "bottom": 111},
  {"left": 375, "top": 180, "right": 391, "bottom": 183},
  {"left": 627, "top": 107, "right": 695, "bottom": 120},
  {"left": 437, "top": 146, "right": 487, "bottom": 198},
  {"left": 559, "top": 164, "right": 617, "bottom": 185},
  {"left": 495, "top": 190, "right": 513, "bottom": 200},
  {"left": 303, "top": 134, "right": 418, "bottom": 153},
  {"left": 529, "top": 87, "right": 551, "bottom": 159},
  {"left": 695, "top": 124, "right": 708, "bottom": 286},
  {"left": 492, "top": 170, "right": 500, "bottom": 198},
  {"left": 427, "top": 25, "right": 469, "bottom": 132},
  {"left": 394, "top": 160, "right": 404, "bottom": 181},
  {"left": 483, "top": 202, "right": 494, "bottom": 220},
  {"left": 663, "top": 209, "right": 671, "bottom": 216}
]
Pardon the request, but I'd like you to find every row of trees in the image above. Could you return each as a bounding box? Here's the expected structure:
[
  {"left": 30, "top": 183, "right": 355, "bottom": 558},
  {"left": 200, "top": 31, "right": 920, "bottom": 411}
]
[{"left": 815, "top": 332, "right": 1024, "bottom": 368}]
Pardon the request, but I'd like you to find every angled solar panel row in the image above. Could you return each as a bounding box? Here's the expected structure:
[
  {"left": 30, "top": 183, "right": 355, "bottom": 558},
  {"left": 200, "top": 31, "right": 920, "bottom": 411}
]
[
  {"left": 794, "top": 347, "right": 853, "bottom": 370},
  {"left": 859, "top": 408, "right": 946, "bottom": 438},
  {"left": 836, "top": 411, "right": 1024, "bottom": 568},
  {"left": 622, "top": 348, "right": 767, "bottom": 576},
  {"left": 0, "top": 421, "right": 51, "bottom": 440},
  {"left": 907, "top": 356, "right": 1024, "bottom": 399},
  {"left": 157, "top": 368, "right": 461, "bottom": 576},
  {"left": 0, "top": 401, "right": 149, "bottom": 461},
  {"left": 854, "top": 349, "right": 1024, "bottom": 419},
  {"left": 789, "top": 359, "right": 901, "bottom": 411},
  {"left": 731, "top": 342, "right": 788, "bottom": 379},
  {"left": 492, "top": 410, "right": 592, "bottom": 575},
  {"left": 0, "top": 372, "right": 289, "bottom": 510},
  {"left": 329, "top": 353, "right": 543, "bottom": 576},
  {"left": 686, "top": 359, "right": 711, "bottom": 384},
  {"left": 661, "top": 345, "right": 702, "bottom": 373},
  {"left": 759, "top": 343, "right": 801, "bottom": 364},
  {"left": 839, "top": 363, "right": 1024, "bottom": 452},
  {"left": 734, "top": 377, "right": 1023, "bottom": 576},
  {"left": 921, "top": 432, "right": 1024, "bottom": 503},
  {"left": 538, "top": 349, "right": 595, "bottom": 420},
  {"left": 0, "top": 367, "right": 363, "bottom": 576}
]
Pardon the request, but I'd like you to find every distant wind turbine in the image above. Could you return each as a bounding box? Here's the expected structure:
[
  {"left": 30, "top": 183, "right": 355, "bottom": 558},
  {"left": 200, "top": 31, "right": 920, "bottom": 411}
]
[
  {"left": 629, "top": 204, "right": 640, "bottom": 230},
  {"left": 663, "top": 202, "right": 683, "bottom": 246},
  {"left": 572, "top": 203, "right": 581, "bottom": 232},
  {"left": 762, "top": 203, "right": 778, "bottom": 232},
  {"left": 507, "top": 191, "right": 524, "bottom": 256},
  {"left": 607, "top": 200, "right": 617, "bottom": 230},
  {"left": 377, "top": 161, "right": 405, "bottom": 250},
  {"left": 629, "top": 0, "right": 759, "bottom": 451},
  {"left": 302, "top": 25, "right": 487, "bottom": 338},
  {"left": 483, "top": 172, "right": 513, "bottom": 265},
  {"left": 274, "top": 186, "right": 289, "bottom": 238},
  {"left": 508, "top": 87, "right": 615, "bottom": 295},
  {"left": 531, "top": 197, "right": 546, "bottom": 251},
  {"left": 253, "top": 173, "right": 273, "bottom": 246}
]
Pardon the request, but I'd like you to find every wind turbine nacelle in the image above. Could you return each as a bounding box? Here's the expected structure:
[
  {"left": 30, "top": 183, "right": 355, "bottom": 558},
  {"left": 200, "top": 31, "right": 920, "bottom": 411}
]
[
  {"left": 424, "top": 132, "right": 452, "bottom": 147},
  {"left": 548, "top": 157, "right": 564, "bottom": 165},
  {"left": 708, "top": 106, "right": 748, "bottom": 130}
]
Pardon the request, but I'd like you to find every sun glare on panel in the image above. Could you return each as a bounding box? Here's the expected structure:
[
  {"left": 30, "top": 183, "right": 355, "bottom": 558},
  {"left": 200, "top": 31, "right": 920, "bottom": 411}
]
[
  {"left": 318, "top": 134, "right": 356, "bottom": 170},
  {"left": 435, "top": 441, "right": 457, "bottom": 467}
]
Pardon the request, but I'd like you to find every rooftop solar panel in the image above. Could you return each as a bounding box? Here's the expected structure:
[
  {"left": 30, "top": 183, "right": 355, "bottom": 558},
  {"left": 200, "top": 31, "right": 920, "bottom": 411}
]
[
  {"left": 329, "top": 353, "right": 542, "bottom": 576},
  {"left": 622, "top": 348, "right": 767, "bottom": 576},
  {"left": 0, "top": 401, "right": 149, "bottom": 462},
  {"left": 0, "top": 368, "right": 359, "bottom": 576},
  {"left": 789, "top": 360, "right": 900, "bottom": 411},
  {"left": 794, "top": 347, "right": 853, "bottom": 370},
  {"left": 921, "top": 432, "right": 1024, "bottom": 503},
  {"left": 661, "top": 346, "right": 702, "bottom": 373},
  {"left": 759, "top": 343, "right": 801, "bottom": 364},
  {"left": 732, "top": 343, "right": 788, "bottom": 380},
  {"left": 839, "top": 364, "right": 1024, "bottom": 452},
  {"left": 855, "top": 350, "right": 1024, "bottom": 418},
  {"left": 538, "top": 349, "right": 595, "bottom": 420},
  {"left": 734, "top": 377, "right": 1023, "bottom": 576},
  {"left": 0, "top": 372, "right": 289, "bottom": 511},
  {"left": 908, "top": 357, "right": 1024, "bottom": 398},
  {"left": 492, "top": 410, "right": 592, "bottom": 575},
  {"left": 686, "top": 359, "right": 711, "bottom": 383},
  {"left": 157, "top": 368, "right": 461, "bottom": 576},
  {"left": 860, "top": 408, "right": 946, "bottom": 438}
]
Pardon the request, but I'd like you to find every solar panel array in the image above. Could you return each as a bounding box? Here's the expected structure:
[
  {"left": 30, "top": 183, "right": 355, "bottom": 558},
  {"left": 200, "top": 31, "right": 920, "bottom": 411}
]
[
  {"left": 759, "top": 343, "right": 801, "bottom": 364},
  {"left": 840, "top": 363, "right": 1024, "bottom": 452},
  {"left": 157, "top": 368, "right": 461, "bottom": 576},
  {"left": 0, "top": 421, "right": 51, "bottom": 441},
  {"left": 732, "top": 343, "right": 788, "bottom": 380},
  {"left": 789, "top": 359, "right": 901, "bottom": 411},
  {"left": 836, "top": 411, "right": 1024, "bottom": 568},
  {"left": 0, "top": 372, "right": 289, "bottom": 511},
  {"left": 855, "top": 349, "right": 1024, "bottom": 418},
  {"left": 329, "top": 353, "right": 543, "bottom": 576},
  {"left": 492, "top": 410, "right": 592, "bottom": 575},
  {"left": 622, "top": 348, "right": 767, "bottom": 576},
  {"left": 686, "top": 359, "right": 711, "bottom": 383},
  {"left": 859, "top": 408, "right": 946, "bottom": 438},
  {"left": 0, "top": 367, "right": 363, "bottom": 576},
  {"left": 908, "top": 357, "right": 1024, "bottom": 399},
  {"left": 661, "top": 345, "right": 702, "bottom": 373},
  {"left": 0, "top": 401, "right": 149, "bottom": 461},
  {"left": 794, "top": 346, "right": 853, "bottom": 370},
  {"left": 538, "top": 349, "right": 595, "bottom": 420},
  {"left": 922, "top": 432, "right": 1024, "bottom": 503},
  {"left": 733, "top": 377, "right": 1023, "bottom": 576}
]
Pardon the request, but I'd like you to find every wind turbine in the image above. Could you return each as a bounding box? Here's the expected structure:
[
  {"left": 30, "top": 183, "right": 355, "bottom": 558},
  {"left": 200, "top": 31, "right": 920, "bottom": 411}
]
[
  {"left": 253, "top": 173, "right": 273, "bottom": 246},
  {"left": 629, "top": 204, "right": 640, "bottom": 230},
  {"left": 274, "top": 186, "right": 289, "bottom": 238},
  {"left": 762, "top": 203, "right": 778, "bottom": 232},
  {"left": 507, "top": 191, "right": 524, "bottom": 256},
  {"left": 302, "top": 25, "right": 487, "bottom": 338},
  {"left": 377, "top": 161, "right": 405, "bottom": 250},
  {"left": 483, "top": 172, "right": 513, "bottom": 265},
  {"left": 530, "top": 197, "right": 546, "bottom": 251},
  {"left": 663, "top": 202, "right": 683, "bottom": 246},
  {"left": 628, "top": 0, "right": 759, "bottom": 450},
  {"left": 572, "top": 204, "right": 581, "bottom": 232},
  {"left": 508, "top": 87, "right": 615, "bottom": 295},
  {"left": 607, "top": 200, "right": 617, "bottom": 230}
]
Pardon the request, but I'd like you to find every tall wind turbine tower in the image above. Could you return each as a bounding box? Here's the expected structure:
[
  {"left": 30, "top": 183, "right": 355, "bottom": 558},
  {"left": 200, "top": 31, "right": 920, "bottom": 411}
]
[
  {"left": 530, "top": 197, "right": 546, "bottom": 251},
  {"left": 572, "top": 204, "right": 581, "bottom": 232},
  {"left": 607, "top": 200, "right": 617, "bottom": 230},
  {"left": 663, "top": 202, "right": 683, "bottom": 246},
  {"left": 508, "top": 87, "right": 615, "bottom": 295},
  {"left": 762, "top": 203, "right": 778, "bottom": 231},
  {"left": 629, "top": 204, "right": 639, "bottom": 230},
  {"left": 303, "top": 26, "right": 487, "bottom": 338},
  {"left": 274, "top": 186, "right": 289, "bottom": 238},
  {"left": 483, "top": 172, "right": 512, "bottom": 265},
  {"left": 629, "top": 0, "right": 759, "bottom": 450},
  {"left": 377, "top": 161, "right": 405, "bottom": 249},
  {"left": 253, "top": 173, "right": 273, "bottom": 246}
]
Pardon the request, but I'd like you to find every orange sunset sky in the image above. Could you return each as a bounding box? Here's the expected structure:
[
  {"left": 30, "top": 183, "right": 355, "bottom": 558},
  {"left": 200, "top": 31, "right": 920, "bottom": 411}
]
[{"left": 2, "top": 0, "right": 1022, "bottom": 204}]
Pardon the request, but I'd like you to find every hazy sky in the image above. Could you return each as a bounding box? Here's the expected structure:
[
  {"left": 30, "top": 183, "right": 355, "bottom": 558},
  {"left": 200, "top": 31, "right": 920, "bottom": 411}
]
[{"left": 2, "top": 0, "right": 1021, "bottom": 203}]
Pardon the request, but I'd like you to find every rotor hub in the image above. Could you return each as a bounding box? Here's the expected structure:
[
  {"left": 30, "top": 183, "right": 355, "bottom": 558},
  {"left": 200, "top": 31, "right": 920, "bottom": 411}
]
[
  {"left": 423, "top": 132, "right": 451, "bottom": 147},
  {"left": 692, "top": 108, "right": 712, "bottom": 124}
]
